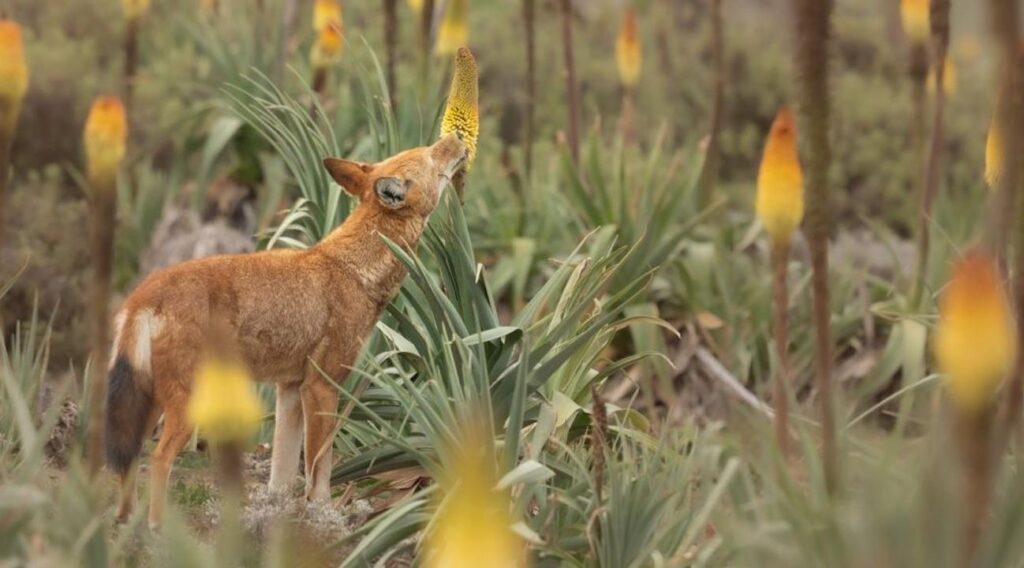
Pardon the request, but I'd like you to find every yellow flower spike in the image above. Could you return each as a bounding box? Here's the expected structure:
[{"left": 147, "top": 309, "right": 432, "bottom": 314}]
[
  {"left": 440, "top": 47, "right": 479, "bottom": 169},
  {"left": 408, "top": 0, "right": 424, "bottom": 13},
  {"left": 756, "top": 107, "right": 805, "bottom": 247},
  {"left": 425, "top": 421, "right": 525, "bottom": 568},
  {"left": 0, "top": 20, "right": 29, "bottom": 136},
  {"left": 935, "top": 251, "right": 1017, "bottom": 415},
  {"left": 927, "top": 58, "right": 957, "bottom": 97},
  {"left": 187, "top": 357, "right": 264, "bottom": 445},
  {"left": 313, "top": 0, "right": 343, "bottom": 33},
  {"left": 986, "top": 117, "right": 1003, "bottom": 190},
  {"left": 310, "top": 24, "right": 343, "bottom": 69},
  {"left": 122, "top": 0, "right": 151, "bottom": 19},
  {"left": 435, "top": 0, "right": 468, "bottom": 57},
  {"left": 83, "top": 96, "right": 128, "bottom": 189},
  {"left": 901, "top": 0, "right": 930, "bottom": 44},
  {"left": 616, "top": 8, "right": 642, "bottom": 89}
]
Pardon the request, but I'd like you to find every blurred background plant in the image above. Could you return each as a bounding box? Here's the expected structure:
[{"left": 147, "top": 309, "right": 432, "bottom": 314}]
[{"left": 0, "top": 0, "right": 1020, "bottom": 566}]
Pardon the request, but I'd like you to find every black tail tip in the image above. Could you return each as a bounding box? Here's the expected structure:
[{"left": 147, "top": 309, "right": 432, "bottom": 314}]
[{"left": 105, "top": 356, "right": 154, "bottom": 475}]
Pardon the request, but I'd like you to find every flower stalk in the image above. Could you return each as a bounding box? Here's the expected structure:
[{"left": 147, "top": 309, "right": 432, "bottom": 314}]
[
  {"left": 383, "top": 0, "right": 399, "bottom": 106},
  {"left": 523, "top": 0, "right": 536, "bottom": 176},
  {"left": 910, "top": 0, "right": 951, "bottom": 310},
  {"left": 83, "top": 96, "right": 128, "bottom": 475},
  {"left": 989, "top": 0, "right": 1024, "bottom": 452},
  {"left": 791, "top": 0, "right": 838, "bottom": 494},
  {"left": 121, "top": 0, "right": 149, "bottom": 109},
  {"left": 697, "top": 0, "right": 724, "bottom": 208},
  {"left": 559, "top": 0, "right": 580, "bottom": 164}
]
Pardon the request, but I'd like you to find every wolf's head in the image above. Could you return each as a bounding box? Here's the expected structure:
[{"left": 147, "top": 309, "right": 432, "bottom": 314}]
[{"left": 323, "top": 133, "right": 468, "bottom": 218}]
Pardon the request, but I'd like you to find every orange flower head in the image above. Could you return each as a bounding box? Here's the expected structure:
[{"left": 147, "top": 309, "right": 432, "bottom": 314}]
[
  {"left": 0, "top": 20, "right": 29, "bottom": 134},
  {"left": 424, "top": 417, "right": 526, "bottom": 568},
  {"left": 187, "top": 356, "right": 264, "bottom": 444},
  {"left": 435, "top": 0, "right": 468, "bottom": 57},
  {"left": 935, "top": 251, "right": 1017, "bottom": 415},
  {"left": 310, "top": 23, "right": 343, "bottom": 69},
  {"left": 986, "top": 117, "right": 1003, "bottom": 190},
  {"left": 83, "top": 96, "right": 128, "bottom": 188},
  {"left": 756, "top": 107, "right": 804, "bottom": 246},
  {"left": 122, "top": 0, "right": 151, "bottom": 19},
  {"left": 440, "top": 47, "right": 479, "bottom": 169},
  {"left": 616, "top": 8, "right": 642, "bottom": 88},
  {"left": 901, "top": 0, "right": 930, "bottom": 44},
  {"left": 313, "top": 0, "right": 343, "bottom": 33}
]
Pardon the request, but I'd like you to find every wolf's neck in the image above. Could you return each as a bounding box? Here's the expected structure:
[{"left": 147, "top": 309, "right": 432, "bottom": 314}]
[{"left": 315, "top": 205, "right": 425, "bottom": 303}]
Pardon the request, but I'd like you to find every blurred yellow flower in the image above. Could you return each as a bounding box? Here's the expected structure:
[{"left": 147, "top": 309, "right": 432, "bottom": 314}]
[
  {"left": 0, "top": 20, "right": 28, "bottom": 135},
  {"left": 435, "top": 0, "right": 468, "bottom": 57},
  {"left": 83, "top": 96, "right": 127, "bottom": 188},
  {"left": 313, "top": 0, "right": 343, "bottom": 33},
  {"left": 440, "top": 47, "right": 479, "bottom": 169},
  {"left": 926, "top": 58, "right": 957, "bottom": 97},
  {"left": 122, "top": 0, "right": 151, "bottom": 19},
  {"left": 310, "top": 24, "right": 343, "bottom": 69},
  {"left": 901, "top": 0, "right": 930, "bottom": 44},
  {"left": 424, "top": 426, "right": 525, "bottom": 568},
  {"left": 616, "top": 8, "right": 642, "bottom": 88},
  {"left": 756, "top": 107, "right": 804, "bottom": 246},
  {"left": 187, "top": 357, "right": 264, "bottom": 445},
  {"left": 408, "top": 0, "right": 424, "bottom": 13},
  {"left": 935, "top": 251, "right": 1017, "bottom": 415},
  {"left": 986, "top": 117, "right": 1003, "bottom": 190}
]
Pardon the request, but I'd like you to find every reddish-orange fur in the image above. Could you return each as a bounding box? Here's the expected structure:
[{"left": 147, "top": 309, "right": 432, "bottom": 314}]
[{"left": 106, "top": 135, "right": 467, "bottom": 528}]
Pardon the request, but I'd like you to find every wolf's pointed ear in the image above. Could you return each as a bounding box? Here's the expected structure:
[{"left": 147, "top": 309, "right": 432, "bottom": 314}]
[{"left": 323, "top": 158, "right": 375, "bottom": 198}]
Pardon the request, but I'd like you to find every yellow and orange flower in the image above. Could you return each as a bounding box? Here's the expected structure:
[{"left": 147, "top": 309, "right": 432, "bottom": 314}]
[
  {"left": 926, "top": 58, "right": 957, "bottom": 97},
  {"left": 310, "top": 23, "right": 343, "bottom": 69},
  {"left": 187, "top": 357, "right": 264, "bottom": 445},
  {"left": 616, "top": 8, "right": 642, "bottom": 88},
  {"left": 313, "top": 0, "right": 343, "bottom": 33},
  {"left": 935, "top": 251, "right": 1017, "bottom": 415},
  {"left": 901, "top": 0, "right": 930, "bottom": 44},
  {"left": 440, "top": 47, "right": 479, "bottom": 169},
  {"left": 0, "top": 20, "right": 29, "bottom": 135},
  {"left": 756, "top": 107, "right": 804, "bottom": 246},
  {"left": 424, "top": 421, "right": 525, "bottom": 568},
  {"left": 435, "top": 0, "right": 468, "bottom": 57},
  {"left": 985, "top": 117, "right": 1003, "bottom": 190},
  {"left": 83, "top": 96, "right": 127, "bottom": 188},
  {"left": 122, "top": 0, "right": 151, "bottom": 19}
]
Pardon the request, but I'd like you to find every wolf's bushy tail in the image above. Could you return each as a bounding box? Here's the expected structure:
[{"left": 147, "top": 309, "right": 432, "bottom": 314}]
[{"left": 105, "top": 355, "right": 154, "bottom": 475}]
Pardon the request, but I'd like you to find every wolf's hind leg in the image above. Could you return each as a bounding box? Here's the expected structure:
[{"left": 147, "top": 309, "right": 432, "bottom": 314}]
[{"left": 269, "top": 383, "right": 304, "bottom": 491}]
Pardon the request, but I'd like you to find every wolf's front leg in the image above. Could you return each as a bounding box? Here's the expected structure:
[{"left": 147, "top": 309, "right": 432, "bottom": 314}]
[
  {"left": 300, "top": 377, "right": 339, "bottom": 501},
  {"left": 269, "top": 383, "right": 304, "bottom": 491}
]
